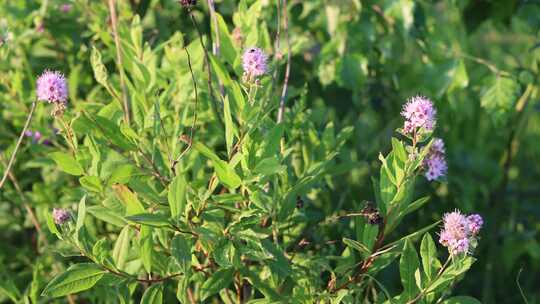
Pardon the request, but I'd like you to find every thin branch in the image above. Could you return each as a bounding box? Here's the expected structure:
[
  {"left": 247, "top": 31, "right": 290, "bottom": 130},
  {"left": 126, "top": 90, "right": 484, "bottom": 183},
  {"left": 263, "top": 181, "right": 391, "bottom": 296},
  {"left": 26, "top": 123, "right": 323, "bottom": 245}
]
[
  {"left": 188, "top": 9, "right": 223, "bottom": 126},
  {"left": 276, "top": 0, "right": 291, "bottom": 123},
  {"left": 207, "top": 0, "right": 224, "bottom": 96},
  {"left": 108, "top": 0, "right": 131, "bottom": 125},
  {"left": 171, "top": 48, "right": 199, "bottom": 172},
  {"left": 0, "top": 101, "right": 36, "bottom": 189}
]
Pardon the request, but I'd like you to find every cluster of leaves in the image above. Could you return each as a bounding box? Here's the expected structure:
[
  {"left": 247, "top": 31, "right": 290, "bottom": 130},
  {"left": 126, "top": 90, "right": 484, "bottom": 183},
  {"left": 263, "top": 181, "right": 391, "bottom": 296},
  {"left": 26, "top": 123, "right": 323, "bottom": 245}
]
[{"left": 1, "top": 0, "right": 539, "bottom": 303}]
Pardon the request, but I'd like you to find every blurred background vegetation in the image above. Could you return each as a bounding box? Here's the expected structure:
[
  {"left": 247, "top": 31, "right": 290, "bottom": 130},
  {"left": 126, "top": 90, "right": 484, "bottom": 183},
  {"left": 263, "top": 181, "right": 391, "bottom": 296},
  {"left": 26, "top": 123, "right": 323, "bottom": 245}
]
[{"left": 0, "top": 0, "right": 539, "bottom": 303}]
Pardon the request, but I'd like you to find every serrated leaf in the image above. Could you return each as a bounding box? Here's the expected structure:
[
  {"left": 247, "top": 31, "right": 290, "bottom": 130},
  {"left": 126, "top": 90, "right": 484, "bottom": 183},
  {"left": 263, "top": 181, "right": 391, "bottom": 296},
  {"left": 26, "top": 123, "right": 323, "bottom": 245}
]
[{"left": 41, "top": 263, "right": 105, "bottom": 297}]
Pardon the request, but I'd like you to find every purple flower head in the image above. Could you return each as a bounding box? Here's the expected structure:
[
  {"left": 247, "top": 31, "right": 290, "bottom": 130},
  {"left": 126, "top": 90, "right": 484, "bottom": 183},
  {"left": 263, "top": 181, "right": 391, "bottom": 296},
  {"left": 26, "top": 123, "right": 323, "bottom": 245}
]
[
  {"left": 424, "top": 154, "right": 447, "bottom": 181},
  {"left": 179, "top": 0, "right": 197, "bottom": 7},
  {"left": 467, "top": 214, "right": 483, "bottom": 235},
  {"left": 60, "top": 4, "right": 72, "bottom": 13},
  {"left": 25, "top": 130, "right": 33, "bottom": 137},
  {"left": 424, "top": 137, "right": 447, "bottom": 181},
  {"left": 442, "top": 210, "right": 469, "bottom": 240},
  {"left": 401, "top": 96, "right": 436, "bottom": 134},
  {"left": 36, "top": 70, "right": 68, "bottom": 104},
  {"left": 242, "top": 47, "right": 268, "bottom": 79},
  {"left": 52, "top": 208, "right": 71, "bottom": 225},
  {"left": 439, "top": 210, "right": 482, "bottom": 256}
]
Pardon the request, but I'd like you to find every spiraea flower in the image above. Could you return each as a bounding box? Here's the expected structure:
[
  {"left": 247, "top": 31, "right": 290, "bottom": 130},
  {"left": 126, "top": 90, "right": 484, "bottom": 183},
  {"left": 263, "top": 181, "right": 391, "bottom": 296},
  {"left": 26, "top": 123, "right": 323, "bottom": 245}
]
[
  {"left": 36, "top": 70, "right": 68, "bottom": 104},
  {"left": 60, "top": 4, "right": 72, "bottom": 13},
  {"left": 467, "top": 214, "right": 483, "bottom": 235},
  {"left": 52, "top": 208, "right": 71, "bottom": 225},
  {"left": 242, "top": 47, "right": 268, "bottom": 80},
  {"left": 439, "top": 210, "right": 483, "bottom": 255},
  {"left": 401, "top": 96, "right": 436, "bottom": 134},
  {"left": 424, "top": 138, "right": 447, "bottom": 181}
]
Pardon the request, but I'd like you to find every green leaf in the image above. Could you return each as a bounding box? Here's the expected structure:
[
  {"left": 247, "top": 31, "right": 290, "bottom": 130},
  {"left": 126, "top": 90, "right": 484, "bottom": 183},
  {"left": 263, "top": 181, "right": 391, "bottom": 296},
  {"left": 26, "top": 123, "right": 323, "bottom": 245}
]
[
  {"left": 480, "top": 76, "right": 520, "bottom": 124},
  {"left": 400, "top": 239, "right": 420, "bottom": 301},
  {"left": 125, "top": 213, "right": 170, "bottom": 227},
  {"left": 0, "top": 278, "right": 21, "bottom": 302},
  {"left": 214, "top": 159, "right": 242, "bottom": 189},
  {"left": 343, "top": 238, "right": 371, "bottom": 258},
  {"left": 76, "top": 195, "right": 87, "bottom": 232},
  {"left": 80, "top": 175, "right": 103, "bottom": 193},
  {"left": 50, "top": 152, "right": 84, "bottom": 176},
  {"left": 90, "top": 46, "right": 109, "bottom": 89},
  {"left": 112, "top": 226, "right": 131, "bottom": 269},
  {"left": 41, "top": 263, "right": 105, "bottom": 297},
  {"left": 223, "top": 95, "right": 235, "bottom": 156},
  {"left": 253, "top": 157, "right": 285, "bottom": 175},
  {"left": 441, "top": 296, "right": 482, "bottom": 304},
  {"left": 427, "top": 257, "right": 475, "bottom": 294},
  {"left": 420, "top": 233, "right": 440, "bottom": 281},
  {"left": 87, "top": 206, "right": 127, "bottom": 227},
  {"left": 45, "top": 211, "right": 62, "bottom": 239},
  {"left": 168, "top": 175, "right": 187, "bottom": 221},
  {"left": 113, "top": 184, "right": 145, "bottom": 216},
  {"left": 171, "top": 234, "right": 192, "bottom": 272},
  {"left": 200, "top": 268, "right": 234, "bottom": 301},
  {"left": 84, "top": 113, "right": 137, "bottom": 151},
  {"left": 140, "top": 226, "right": 153, "bottom": 273},
  {"left": 140, "top": 284, "right": 163, "bottom": 304}
]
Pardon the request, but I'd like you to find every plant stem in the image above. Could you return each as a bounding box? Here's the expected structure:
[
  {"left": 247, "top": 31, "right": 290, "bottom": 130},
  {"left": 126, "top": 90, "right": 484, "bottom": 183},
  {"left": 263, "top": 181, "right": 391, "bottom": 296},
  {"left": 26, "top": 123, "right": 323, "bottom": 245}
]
[
  {"left": 276, "top": 0, "right": 290, "bottom": 124},
  {"left": 0, "top": 101, "right": 36, "bottom": 189},
  {"left": 108, "top": 0, "right": 131, "bottom": 125}
]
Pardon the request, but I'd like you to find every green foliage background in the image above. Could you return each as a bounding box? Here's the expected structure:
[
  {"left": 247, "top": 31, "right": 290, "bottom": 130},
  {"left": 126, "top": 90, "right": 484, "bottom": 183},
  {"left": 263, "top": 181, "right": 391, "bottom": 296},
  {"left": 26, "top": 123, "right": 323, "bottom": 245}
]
[{"left": 0, "top": 0, "right": 539, "bottom": 303}]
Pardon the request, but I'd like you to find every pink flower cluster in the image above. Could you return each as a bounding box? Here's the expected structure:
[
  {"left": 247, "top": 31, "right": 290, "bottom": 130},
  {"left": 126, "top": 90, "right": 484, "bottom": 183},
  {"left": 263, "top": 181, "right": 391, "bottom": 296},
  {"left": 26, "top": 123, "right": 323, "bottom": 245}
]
[
  {"left": 52, "top": 208, "right": 71, "bottom": 225},
  {"left": 439, "top": 210, "right": 483, "bottom": 255},
  {"left": 424, "top": 138, "right": 448, "bottom": 181},
  {"left": 36, "top": 70, "right": 68, "bottom": 104},
  {"left": 401, "top": 96, "right": 436, "bottom": 134},
  {"left": 242, "top": 47, "right": 267, "bottom": 79}
]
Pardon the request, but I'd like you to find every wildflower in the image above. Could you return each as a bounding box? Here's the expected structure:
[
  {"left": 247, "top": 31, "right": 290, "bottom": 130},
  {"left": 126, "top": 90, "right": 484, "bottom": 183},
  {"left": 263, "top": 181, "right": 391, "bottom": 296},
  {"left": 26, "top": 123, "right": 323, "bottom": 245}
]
[
  {"left": 242, "top": 47, "right": 268, "bottom": 80},
  {"left": 60, "top": 4, "right": 72, "bottom": 13},
  {"left": 467, "top": 214, "right": 483, "bottom": 235},
  {"left": 439, "top": 210, "right": 482, "bottom": 256},
  {"left": 401, "top": 96, "right": 436, "bottom": 134},
  {"left": 36, "top": 70, "right": 68, "bottom": 104},
  {"left": 424, "top": 138, "right": 447, "bottom": 181},
  {"left": 24, "top": 130, "right": 42, "bottom": 143},
  {"left": 52, "top": 208, "right": 71, "bottom": 225}
]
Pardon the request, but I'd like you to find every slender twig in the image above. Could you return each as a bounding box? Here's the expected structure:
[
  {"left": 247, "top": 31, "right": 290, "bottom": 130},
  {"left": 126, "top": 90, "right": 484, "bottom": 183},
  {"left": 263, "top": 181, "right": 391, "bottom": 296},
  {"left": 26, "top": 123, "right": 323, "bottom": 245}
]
[
  {"left": 516, "top": 268, "right": 530, "bottom": 304},
  {"left": 0, "top": 153, "right": 47, "bottom": 251},
  {"left": 108, "top": 0, "right": 131, "bottom": 125},
  {"left": 207, "top": 0, "right": 224, "bottom": 96},
  {"left": 276, "top": 0, "right": 290, "bottom": 123},
  {"left": 188, "top": 9, "right": 223, "bottom": 126},
  {"left": 0, "top": 101, "right": 36, "bottom": 189},
  {"left": 171, "top": 48, "right": 199, "bottom": 172},
  {"left": 270, "top": 0, "right": 282, "bottom": 92}
]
